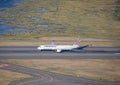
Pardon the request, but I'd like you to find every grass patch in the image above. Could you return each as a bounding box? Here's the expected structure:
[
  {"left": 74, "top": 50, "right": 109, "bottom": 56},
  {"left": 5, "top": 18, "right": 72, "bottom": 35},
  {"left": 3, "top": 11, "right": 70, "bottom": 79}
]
[
  {"left": 0, "top": 69, "right": 32, "bottom": 85},
  {"left": 0, "top": 59, "right": 120, "bottom": 82},
  {"left": 0, "top": 37, "right": 120, "bottom": 46},
  {"left": 0, "top": 0, "right": 120, "bottom": 40}
]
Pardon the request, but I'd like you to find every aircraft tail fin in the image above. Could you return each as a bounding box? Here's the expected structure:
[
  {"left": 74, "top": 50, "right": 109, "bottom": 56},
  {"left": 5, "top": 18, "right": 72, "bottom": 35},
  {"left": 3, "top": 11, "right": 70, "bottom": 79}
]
[{"left": 73, "top": 38, "right": 81, "bottom": 46}]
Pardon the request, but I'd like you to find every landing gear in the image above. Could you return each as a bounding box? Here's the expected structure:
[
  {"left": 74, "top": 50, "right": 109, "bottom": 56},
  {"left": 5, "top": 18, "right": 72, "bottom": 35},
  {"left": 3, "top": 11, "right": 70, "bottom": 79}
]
[{"left": 56, "top": 49, "right": 62, "bottom": 53}]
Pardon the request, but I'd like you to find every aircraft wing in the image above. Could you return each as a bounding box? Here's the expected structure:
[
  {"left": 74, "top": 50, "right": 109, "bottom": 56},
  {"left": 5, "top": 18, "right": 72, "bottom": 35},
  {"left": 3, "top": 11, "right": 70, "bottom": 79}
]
[
  {"left": 51, "top": 40, "right": 55, "bottom": 45},
  {"left": 73, "top": 45, "right": 89, "bottom": 50}
]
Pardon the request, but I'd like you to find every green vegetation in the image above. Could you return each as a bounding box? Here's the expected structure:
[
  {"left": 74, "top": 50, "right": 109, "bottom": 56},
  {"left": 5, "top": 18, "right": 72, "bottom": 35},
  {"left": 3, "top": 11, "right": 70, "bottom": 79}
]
[
  {"left": 0, "top": 59, "right": 120, "bottom": 82},
  {"left": 114, "top": 0, "right": 120, "bottom": 20},
  {"left": 0, "top": 0, "right": 120, "bottom": 40},
  {"left": 0, "top": 69, "right": 32, "bottom": 85}
]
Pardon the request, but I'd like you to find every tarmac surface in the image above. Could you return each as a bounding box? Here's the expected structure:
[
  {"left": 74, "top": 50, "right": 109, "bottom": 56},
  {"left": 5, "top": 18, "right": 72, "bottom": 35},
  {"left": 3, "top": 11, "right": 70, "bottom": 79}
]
[
  {"left": 0, "top": 46, "right": 120, "bottom": 85},
  {"left": 0, "top": 46, "right": 120, "bottom": 59}
]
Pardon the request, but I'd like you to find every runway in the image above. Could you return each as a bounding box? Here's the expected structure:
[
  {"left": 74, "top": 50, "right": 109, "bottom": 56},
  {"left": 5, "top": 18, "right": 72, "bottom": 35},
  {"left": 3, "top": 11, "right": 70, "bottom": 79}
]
[{"left": 0, "top": 46, "right": 120, "bottom": 59}]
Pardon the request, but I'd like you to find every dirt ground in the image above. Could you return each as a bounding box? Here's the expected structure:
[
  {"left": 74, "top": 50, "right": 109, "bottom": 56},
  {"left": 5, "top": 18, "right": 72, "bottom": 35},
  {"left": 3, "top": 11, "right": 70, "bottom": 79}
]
[{"left": 0, "top": 69, "right": 31, "bottom": 85}]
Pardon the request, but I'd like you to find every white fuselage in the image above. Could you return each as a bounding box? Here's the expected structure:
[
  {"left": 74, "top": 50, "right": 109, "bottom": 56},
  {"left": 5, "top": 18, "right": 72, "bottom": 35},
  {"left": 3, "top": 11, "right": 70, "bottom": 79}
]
[{"left": 37, "top": 45, "right": 79, "bottom": 52}]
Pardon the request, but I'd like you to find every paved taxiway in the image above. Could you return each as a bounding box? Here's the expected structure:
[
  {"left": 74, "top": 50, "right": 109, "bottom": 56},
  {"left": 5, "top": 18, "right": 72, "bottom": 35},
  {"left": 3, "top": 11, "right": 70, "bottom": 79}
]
[
  {"left": 0, "top": 63, "right": 120, "bottom": 85},
  {"left": 0, "top": 46, "right": 120, "bottom": 59}
]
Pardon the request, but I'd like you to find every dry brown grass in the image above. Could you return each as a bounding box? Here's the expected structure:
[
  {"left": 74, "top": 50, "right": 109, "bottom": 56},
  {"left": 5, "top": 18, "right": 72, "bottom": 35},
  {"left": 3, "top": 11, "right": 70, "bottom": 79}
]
[
  {"left": 0, "top": 37, "right": 119, "bottom": 46},
  {"left": 0, "top": 41, "right": 119, "bottom": 46},
  {"left": 41, "top": 37, "right": 77, "bottom": 40},
  {"left": 0, "top": 69, "right": 31, "bottom": 85},
  {"left": 0, "top": 59, "right": 120, "bottom": 82}
]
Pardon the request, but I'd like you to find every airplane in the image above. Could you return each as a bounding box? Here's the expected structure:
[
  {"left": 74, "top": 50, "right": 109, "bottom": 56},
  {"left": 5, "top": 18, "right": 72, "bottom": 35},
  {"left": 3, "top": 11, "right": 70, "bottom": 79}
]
[{"left": 37, "top": 38, "right": 88, "bottom": 53}]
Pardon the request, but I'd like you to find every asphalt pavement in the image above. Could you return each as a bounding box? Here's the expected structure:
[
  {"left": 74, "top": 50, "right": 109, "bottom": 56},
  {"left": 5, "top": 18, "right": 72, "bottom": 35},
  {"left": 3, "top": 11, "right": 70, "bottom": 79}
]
[{"left": 0, "top": 46, "right": 120, "bottom": 59}]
